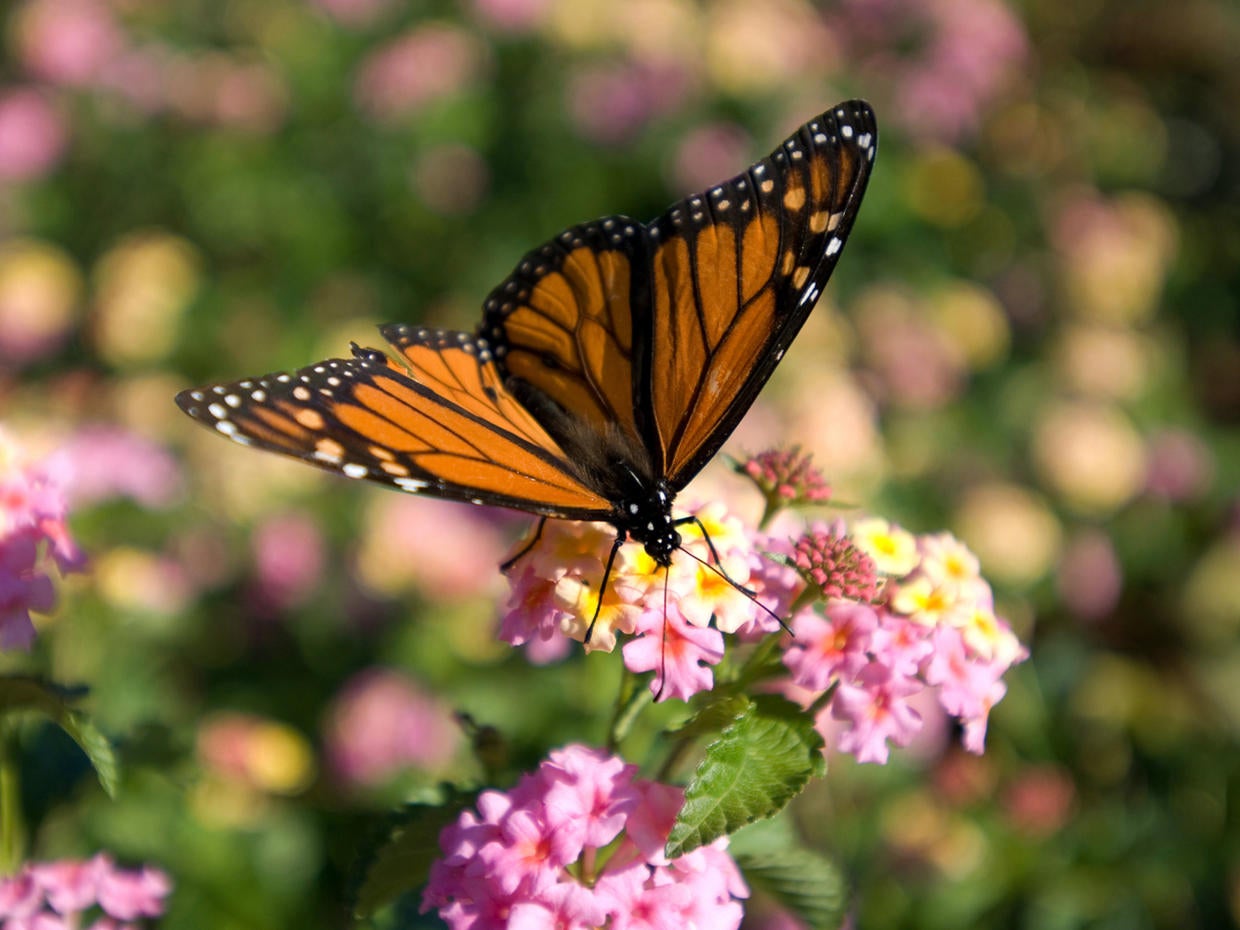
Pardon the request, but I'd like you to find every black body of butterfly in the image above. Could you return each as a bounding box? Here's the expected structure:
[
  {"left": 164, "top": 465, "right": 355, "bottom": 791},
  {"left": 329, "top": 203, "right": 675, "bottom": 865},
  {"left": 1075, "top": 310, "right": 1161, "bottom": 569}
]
[{"left": 177, "top": 101, "right": 877, "bottom": 592}]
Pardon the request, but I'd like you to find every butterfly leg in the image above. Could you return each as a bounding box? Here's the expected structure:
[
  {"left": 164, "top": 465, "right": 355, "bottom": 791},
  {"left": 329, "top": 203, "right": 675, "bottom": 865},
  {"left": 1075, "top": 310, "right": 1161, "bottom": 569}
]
[
  {"left": 586, "top": 532, "right": 626, "bottom": 644},
  {"left": 500, "top": 517, "right": 548, "bottom": 573}
]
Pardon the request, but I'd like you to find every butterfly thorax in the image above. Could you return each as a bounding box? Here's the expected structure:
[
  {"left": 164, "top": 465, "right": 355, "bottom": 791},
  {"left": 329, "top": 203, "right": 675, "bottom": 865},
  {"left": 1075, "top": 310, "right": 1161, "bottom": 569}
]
[{"left": 613, "top": 480, "right": 680, "bottom": 568}]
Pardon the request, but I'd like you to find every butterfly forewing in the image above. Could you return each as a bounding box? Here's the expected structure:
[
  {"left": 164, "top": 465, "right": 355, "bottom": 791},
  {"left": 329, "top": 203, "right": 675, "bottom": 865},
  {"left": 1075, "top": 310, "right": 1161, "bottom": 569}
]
[
  {"left": 481, "top": 101, "right": 876, "bottom": 492},
  {"left": 174, "top": 340, "right": 614, "bottom": 519},
  {"left": 646, "top": 100, "right": 877, "bottom": 487}
]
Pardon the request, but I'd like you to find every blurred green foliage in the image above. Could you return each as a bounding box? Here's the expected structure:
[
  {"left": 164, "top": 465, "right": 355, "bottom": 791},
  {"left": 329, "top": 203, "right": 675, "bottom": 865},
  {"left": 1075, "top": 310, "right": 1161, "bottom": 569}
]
[{"left": 1, "top": 0, "right": 1237, "bottom": 927}]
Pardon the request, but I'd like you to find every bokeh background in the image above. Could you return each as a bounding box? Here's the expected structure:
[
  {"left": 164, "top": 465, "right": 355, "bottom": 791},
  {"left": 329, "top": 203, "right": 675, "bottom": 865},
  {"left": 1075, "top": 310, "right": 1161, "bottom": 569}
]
[{"left": 1, "top": 0, "right": 1237, "bottom": 927}]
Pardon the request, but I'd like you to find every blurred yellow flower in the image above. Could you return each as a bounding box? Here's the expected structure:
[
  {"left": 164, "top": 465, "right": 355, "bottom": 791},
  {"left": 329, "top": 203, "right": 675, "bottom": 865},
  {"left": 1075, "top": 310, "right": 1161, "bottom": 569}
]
[
  {"left": 0, "top": 237, "right": 82, "bottom": 362},
  {"left": 705, "top": 0, "right": 835, "bottom": 95},
  {"left": 1055, "top": 190, "right": 1178, "bottom": 325},
  {"left": 94, "top": 547, "right": 191, "bottom": 618},
  {"left": 929, "top": 281, "right": 1010, "bottom": 370},
  {"left": 91, "top": 230, "right": 202, "bottom": 366},
  {"left": 955, "top": 483, "right": 1061, "bottom": 587},
  {"left": 1053, "top": 323, "right": 1155, "bottom": 401},
  {"left": 904, "top": 147, "right": 984, "bottom": 228},
  {"left": 1180, "top": 539, "right": 1240, "bottom": 644},
  {"left": 1032, "top": 401, "right": 1145, "bottom": 514}
]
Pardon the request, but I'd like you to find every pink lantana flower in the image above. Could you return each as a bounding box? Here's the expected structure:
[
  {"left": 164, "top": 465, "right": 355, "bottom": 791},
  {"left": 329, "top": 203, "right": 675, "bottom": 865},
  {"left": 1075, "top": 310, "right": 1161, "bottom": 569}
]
[
  {"left": 424, "top": 745, "right": 747, "bottom": 930},
  {"left": 0, "top": 427, "right": 85, "bottom": 650},
  {"left": 0, "top": 854, "right": 170, "bottom": 926},
  {"left": 501, "top": 501, "right": 767, "bottom": 700},
  {"left": 783, "top": 602, "right": 878, "bottom": 691},
  {"left": 778, "top": 521, "right": 1026, "bottom": 763},
  {"left": 622, "top": 601, "right": 725, "bottom": 702},
  {"left": 833, "top": 663, "right": 924, "bottom": 764}
]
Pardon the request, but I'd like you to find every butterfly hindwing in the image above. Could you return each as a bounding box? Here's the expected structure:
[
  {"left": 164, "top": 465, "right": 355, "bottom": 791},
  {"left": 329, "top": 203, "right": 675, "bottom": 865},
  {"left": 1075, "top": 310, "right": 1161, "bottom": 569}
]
[
  {"left": 174, "top": 334, "right": 614, "bottom": 519},
  {"left": 479, "top": 218, "right": 651, "bottom": 457}
]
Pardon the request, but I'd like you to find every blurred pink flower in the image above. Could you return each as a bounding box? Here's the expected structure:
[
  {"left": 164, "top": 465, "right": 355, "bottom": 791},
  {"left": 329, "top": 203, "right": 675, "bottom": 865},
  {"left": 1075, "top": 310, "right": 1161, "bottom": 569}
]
[
  {"left": 831, "top": 0, "right": 1028, "bottom": 142},
  {"left": 96, "top": 44, "right": 169, "bottom": 114},
  {"left": 324, "top": 667, "right": 460, "bottom": 786},
  {"left": 467, "top": 0, "right": 552, "bottom": 33},
  {"left": 309, "top": 0, "right": 399, "bottom": 28},
  {"left": 0, "top": 854, "right": 170, "bottom": 925},
  {"left": 161, "top": 53, "right": 288, "bottom": 133},
  {"left": 196, "top": 712, "right": 315, "bottom": 795},
  {"left": 1055, "top": 529, "right": 1122, "bottom": 621},
  {"left": 357, "top": 496, "right": 511, "bottom": 601},
  {"left": 670, "top": 122, "right": 753, "bottom": 199},
  {"left": 855, "top": 286, "right": 966, "bottom": 409},
  {"left": 209, "top": 59, "right": 289, "bottom": 133},
  {"left": 250, "top": 511, "right": 325, "bottom": 611},
  {"left": 413, "top": 142, "right": 490, "bottom": 216},
  {"left": 0, "top": 531, "right": 54, "bottom": 650},
  {"left": 1001, "top": 764, "right": 1076, "bottom": 837},
  {"left": 353, "top": 25, "right": 486, "bottom": 124},
  {"left": 1, "top": 429, "right": 85, "bottom": 650},
  {"left": 1144, "top": 428, "right": 1214, "bottom": 502},
  {"left": 567, "top": 60, "right": 693, "bottom": 145},
  {"left": 0, "top": 87, "right": 67, "bottom": 182},
  {"left": 13, "top": 0, "right": 125, "bottom": 87},
  {"left": 55, "top": 425, "right": 182, "bottom": 509}
]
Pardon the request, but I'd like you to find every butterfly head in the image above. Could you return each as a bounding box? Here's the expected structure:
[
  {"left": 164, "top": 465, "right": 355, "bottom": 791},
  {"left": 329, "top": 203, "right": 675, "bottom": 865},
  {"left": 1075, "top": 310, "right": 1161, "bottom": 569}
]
[{"left": 616, "top": 483, "right": 681, "bottom": 568}]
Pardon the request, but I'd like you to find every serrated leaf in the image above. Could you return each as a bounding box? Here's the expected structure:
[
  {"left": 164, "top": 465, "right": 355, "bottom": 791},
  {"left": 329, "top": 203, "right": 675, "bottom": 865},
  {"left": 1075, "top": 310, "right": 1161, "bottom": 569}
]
[
  {"left": 57, "top": 712, "right": 119, "bottom": 797},
  {"left": 736, "top": 848, "right": 847, "bottom": 930},
  {"left": 0, "top": 675, "right": 117, "bottom": 798},
  {"left": 351, "top": 793, "right": 477, "bottom": 921},
  {"left": 670, "top": 693, "right": 752, "bottom": 741},
  {"left": 666, "top": 694, "right": 824, "bottom": 858}
]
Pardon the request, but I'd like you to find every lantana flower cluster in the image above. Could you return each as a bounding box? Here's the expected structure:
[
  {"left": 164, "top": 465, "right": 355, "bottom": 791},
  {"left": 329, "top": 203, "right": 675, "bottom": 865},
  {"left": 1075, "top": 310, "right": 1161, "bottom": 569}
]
[
  {"left": 422, "top": 744, "right": 747, "bottom": 930},
  {"left": 500, "top": 501, "right": 770, "bottom": 701},
  {"left": 499, "top": 449, "right": 1027, "bottom": 762},
  {"left": 783, "top": 517, "right": 1027, "bottom": 763},
  {"left": 0, "top": 427, "right": 83, "bottom": 651},
  {"left": 0, "top": 853, "right": 171, "bottom": 928}
]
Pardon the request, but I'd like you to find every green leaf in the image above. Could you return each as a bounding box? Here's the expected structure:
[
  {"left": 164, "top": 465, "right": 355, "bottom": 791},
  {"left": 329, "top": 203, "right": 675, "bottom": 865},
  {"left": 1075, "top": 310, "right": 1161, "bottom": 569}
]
[
  {"left": 0, "top": 676, "right": 117, "bottom": 798},
  {"left": 670, "top": 692, "right": 752, "bottom": 741},
  {"left": 350, "top": 792, "right": 478, "bottom": 921},
  {"left": 666, "top": 694, "right": 824, "bottom": 858},
  {"left": 736, "top": 847, "right": 848, "bottom": 930}
]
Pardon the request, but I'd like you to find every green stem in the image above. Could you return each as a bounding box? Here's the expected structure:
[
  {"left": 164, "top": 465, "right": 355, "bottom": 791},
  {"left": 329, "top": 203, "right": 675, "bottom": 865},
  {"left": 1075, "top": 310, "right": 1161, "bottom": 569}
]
[
  {"left": 0, "top": 721, "right": 24, "bottom": 874},
  {"left": 607, "top": 669, "right": 652, "bottom": 753},
  {"left": 656, "top": 731, "right": 695, "bottom": 783},
  {"left": 808, "top": 681, "right": 840, "bottom": 718}
]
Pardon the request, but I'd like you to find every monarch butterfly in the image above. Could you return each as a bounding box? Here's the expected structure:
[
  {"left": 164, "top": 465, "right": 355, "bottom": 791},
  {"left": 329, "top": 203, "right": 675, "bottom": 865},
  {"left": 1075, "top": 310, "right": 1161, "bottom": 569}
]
[{"left": 177, "top": 101, "right": 877, "bottom": 616}]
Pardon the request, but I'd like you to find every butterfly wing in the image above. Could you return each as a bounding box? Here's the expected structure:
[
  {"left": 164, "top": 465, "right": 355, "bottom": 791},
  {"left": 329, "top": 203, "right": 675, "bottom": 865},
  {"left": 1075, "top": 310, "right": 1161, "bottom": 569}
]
[
  {"left": 479, "top": 217, "right": 651, "bottom": 463},
  {"left": 175, "top": 331, "right": 614, "bottom": 519},
  {"left": 645, "top": 100, "right": 877, "bottom": 488},
  {"left": 482, "top": 100, "right": 876, "bottom": 490}
]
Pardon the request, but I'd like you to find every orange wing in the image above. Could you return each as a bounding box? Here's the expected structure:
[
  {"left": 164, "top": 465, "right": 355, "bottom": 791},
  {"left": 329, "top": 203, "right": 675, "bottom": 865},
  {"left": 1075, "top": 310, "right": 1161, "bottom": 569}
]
[
  {"left": 646, "top": 101, "right": 877, "bottom": 486},
  {"left": 479, "top": 219, "right": 648, "bottom": 454},
  {"left": 175, "top": 330, "right": 614, "bottom": 519},
  {"left": 481, "top": 101, "right": 876, "bottom": 491}
]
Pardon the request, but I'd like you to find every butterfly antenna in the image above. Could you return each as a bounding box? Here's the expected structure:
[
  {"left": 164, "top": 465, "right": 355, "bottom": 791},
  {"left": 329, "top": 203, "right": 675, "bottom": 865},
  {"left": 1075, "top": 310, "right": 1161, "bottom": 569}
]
[
  {"left": 675, "top": 544, "right": 790, "bottom": 633},
  {"left": 500, "top": 517, "right": 547, "bottom": 573},
  {"left": 654, "top": 565, "right": 669, "bottom": 702},
  {"left": 586, "top": 534, "right": 625, "bottom": 644}
]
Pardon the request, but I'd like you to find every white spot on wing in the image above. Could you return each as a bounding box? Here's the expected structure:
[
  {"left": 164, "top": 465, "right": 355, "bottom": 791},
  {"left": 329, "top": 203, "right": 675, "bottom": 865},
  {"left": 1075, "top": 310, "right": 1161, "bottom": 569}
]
[{"left": 342, "top": 463, "right": 368, "bottom": 479}]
